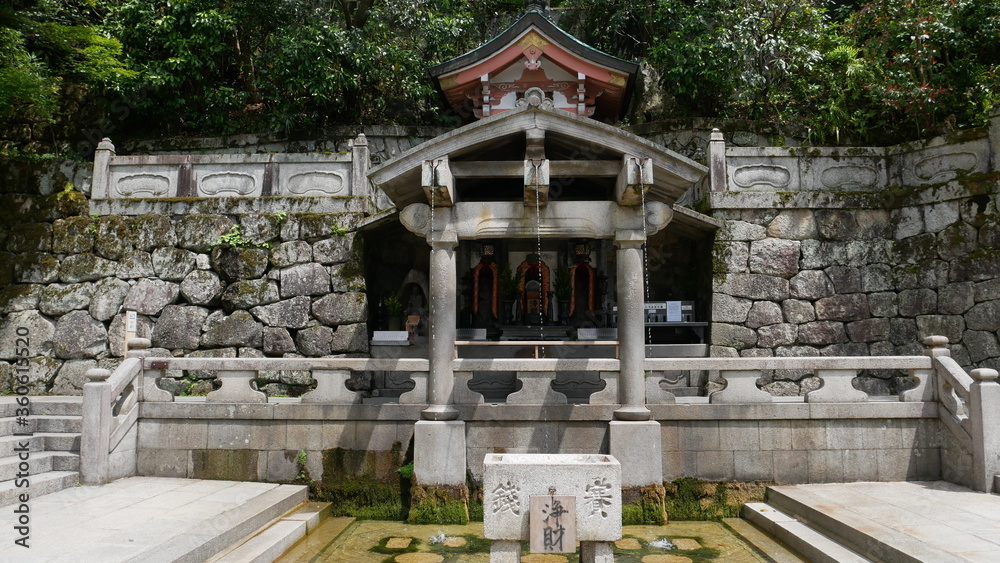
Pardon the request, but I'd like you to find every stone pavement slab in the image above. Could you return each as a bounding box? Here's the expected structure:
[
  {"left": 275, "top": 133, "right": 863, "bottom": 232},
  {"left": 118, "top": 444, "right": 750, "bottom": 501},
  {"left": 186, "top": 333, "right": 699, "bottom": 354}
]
[
  {"left": 0, "top": 476, "right": 305, "bottom": 563},
  {"left": 770, "top": 481, "right": 1000, "bottom": 562}
]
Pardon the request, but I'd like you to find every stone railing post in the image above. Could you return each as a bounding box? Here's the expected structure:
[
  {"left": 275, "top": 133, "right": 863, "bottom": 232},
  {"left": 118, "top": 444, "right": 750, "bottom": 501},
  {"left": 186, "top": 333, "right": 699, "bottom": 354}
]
[
  {"left": 91, "top": 138, "right": 115, "bottom": 199},
  {"left": 351, "top": 133, "right": 370, "bottom": 199},
  {"left": 969, "top": 368, "right": 1000, "bottom": 492},
  {"left": 988, "top": 106, "right": 1000, "bottom": 173},
  {"left": 80, "top": 368, "right": 112, "bottom": 485},
  {"left": 708, "top": 128, "right": 727, "bottom": 193},
  {"left": 614, "top": 229, "right": 649, "bottom": 421}
]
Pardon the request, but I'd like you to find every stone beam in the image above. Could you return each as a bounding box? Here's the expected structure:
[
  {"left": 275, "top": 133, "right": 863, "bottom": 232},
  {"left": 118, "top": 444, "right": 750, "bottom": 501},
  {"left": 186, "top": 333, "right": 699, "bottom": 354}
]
[
  {"left": 399, "top": 200, "right": 672, "bottom": 240},
  {"left": 615, "top": 155, "right": 653, "bottom": 205},
  {"left": 449, "top": 160, "right": 619, "bottom": 178},
  {"left": 421, "top": 156, "right": 455, "bottom": 207}
]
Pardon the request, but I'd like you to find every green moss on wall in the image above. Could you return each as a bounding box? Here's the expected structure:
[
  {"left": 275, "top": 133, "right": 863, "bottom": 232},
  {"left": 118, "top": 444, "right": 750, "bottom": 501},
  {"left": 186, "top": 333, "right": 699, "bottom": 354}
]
[
  {"left": 407, "top": 484, "right": 469, "bottom": 525},
  {"left": 664, "top": 478, "right": 769, "bottom": 520}
]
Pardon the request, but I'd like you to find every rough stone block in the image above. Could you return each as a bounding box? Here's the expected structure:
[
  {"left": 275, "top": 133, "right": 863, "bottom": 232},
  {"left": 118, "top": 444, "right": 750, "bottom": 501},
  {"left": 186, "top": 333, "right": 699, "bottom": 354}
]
[
  {"left": 176, "top": 214, "right": 235, "bottom": 252},
  {"left": 59, "top": 253, "right": 117, "bottom": 283},
  {"left": 212, "top": 246, "right": 269, "bottom": 281},
  {"left": 153, "top": 305, "right": 211, "bottom": 350},
  {"left": 280, "top": 263, "right": 330, "bottom": 298},
  {"left": 296, "top": 325, "right": 333, "bottom": 356},
  {"left": 719, "top": 220, "right": 766, "bottom": 241},
  {"left": 89, "top": 277, "right": 129, "bottom": 321},
  {"left": 898, "top": 288, "right": 937, "bottom": 317},
  {"left": 964, "top": 331, "right": 1000, "bottom": 363},
  {"left": 715, "top": 241, "right": 750, "bottom": 273},
  {"left": 313, "top": 292, "right": 369, "bottom": 326},
  {"left": 767, "top": 210, "right": 817, "bottom": 240},
  {"left": 797, "top": 321, "right": 846, "bottom": 345},
  {"left": 815, "top": 294, "right": 869, "bottom": 322},
  {"left": 860, "top": 264, "right": 893, "bottom": 292},
  {"left": 710, "top": 323, "right": 757, "bottom": 349},
  {"left": 951, "top": 249, "right": 1000, "bottom": 282},
  {"left": 116, "top": 250, "right": 154, "bottom": 279},
  {"left": 331, "top": 323, "right": 369, "bottom": 353},
  {"left": 270, "top": 241, "right": 312, "bottom": 268},
  {"left": 846, "top": 318, "right": 889, "bottom": 343},
  {"left": 891, "top": 206, "right": 923, "bottom": 240},
  {"left": 966, "top": 301, "right": 1000, "bottom": 331},
  {"left": 39, "top": 283, "right": 93, "bottom": 316},
  {"left": 313, "top": 233, "right": 356, "bottom": 264},
  {"left": 220, "top": 279, "right": 279, "bottom": 312},
  {"left": 251, "top": 296, "right": 311, "bottom": 329},
  {"left": 52, "top": 216, "right": 95, "bottom": 254},
  {"left": 53, "top": 310, "right": 107, "bottom": 359},
  {"left": 789, "top": 270, "right": 834, "bottom": 300},
  {"left": 923, "top": 200, "right": 960, "bottom": 233},
  {"left": 746, "top": 301, "right": 783, "bottom": 329},
  {"left": 152, "top": 247, "right": 197, "bottom": 281},
  {"left": 124, "top": 278, "right": 179, "bottom": 315},
  {"left": 825, "top": 266, "right": 862, "bottom": 294},
  {"left": 717, "top": 274, "right": 790, "bottom": 301},
  {"left": 14, "top": 252, "right": 60, "bottom": 283},
  {"left": 867, "top": 292, "right": 897, "bottom": 318},
  {"left": 915, "top": 315, "right": 965, "bottom": 343},
  {"left": 483, "top": 452, "right": 621, "bottom": 541},
  {"left": 781, "top": 299, "right": 815, "bottom": 324},
  {"left": 749, "top": 238, "right": 800, "bottom": 277}
]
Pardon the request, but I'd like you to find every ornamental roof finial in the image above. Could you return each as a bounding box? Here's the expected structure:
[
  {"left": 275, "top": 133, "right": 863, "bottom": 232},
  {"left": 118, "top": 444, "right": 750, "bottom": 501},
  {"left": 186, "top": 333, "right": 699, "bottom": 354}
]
[{"left": 526, "top": 0, "right": 547, "bottom": 14}]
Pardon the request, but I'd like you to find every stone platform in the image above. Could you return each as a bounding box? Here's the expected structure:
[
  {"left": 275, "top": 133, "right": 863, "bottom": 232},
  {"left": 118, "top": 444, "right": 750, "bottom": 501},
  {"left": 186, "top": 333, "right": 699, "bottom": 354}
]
[
  {"left": 744, "top": 481, "right": 1000, "bottom": 562},
  {"left": 0, "top": 476, "right": 306, "bottom": 562}
]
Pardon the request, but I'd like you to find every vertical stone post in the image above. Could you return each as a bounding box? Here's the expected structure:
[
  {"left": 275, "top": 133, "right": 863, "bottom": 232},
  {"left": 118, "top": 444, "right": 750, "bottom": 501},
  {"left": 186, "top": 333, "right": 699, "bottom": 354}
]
[
  {"left": 970, "top": 368, "right": 1000, "bottom": 492},
  {"left": 424, "top": 229, "right": 460, "bottom": 422},
  {"left": 988, "top": 106, "right": 1000, "bottom": 172},
  {"left": 708, "top": 128, "right": 727, "bottom": 193},
  {"left": 351, "top": 133, "right": 370, "bottom": 198},
  {"left": 92, "top": 138, "right": 115, "bottom": 199},
  {"left": 80, "top": 368, "right": 112, "bottom": 485},
  {"left": 614, "top": 229, "right": 650, "bottom": 421}
]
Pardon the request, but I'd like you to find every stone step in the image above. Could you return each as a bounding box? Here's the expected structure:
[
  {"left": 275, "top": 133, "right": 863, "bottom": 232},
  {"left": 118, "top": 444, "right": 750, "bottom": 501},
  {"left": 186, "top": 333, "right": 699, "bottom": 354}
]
[
  {"left": 209, "top": 502, "right": 333, "bottom": 563},
  {"left": 742, "top": 503, "right": 871, "bottom": 563},
  {"left": 125, "top": 483, "right": 308, "bottom": 563},
  {"left": 766, "top": 486, "right": 962, "bottom": 562},
  {"left": 721, "top": 517, "right": 808, "bottom": 563},
  {"left": 0, "top": 415, "right": 82, "bottom": 435},
  {"left": 0, "top": 470, "right": 78, "bottom": 507},
  {"left": 0, "top": 396, "right": 82, "bottom": 417},
  {"left": 0, "top": 451, "right": 79, "bottom": 482},
  {"left": 271, "top": 516, "right": 355, "bottom": 563},
  {"left": 0, "top": 433, "right": 80, "bottom": 457}
]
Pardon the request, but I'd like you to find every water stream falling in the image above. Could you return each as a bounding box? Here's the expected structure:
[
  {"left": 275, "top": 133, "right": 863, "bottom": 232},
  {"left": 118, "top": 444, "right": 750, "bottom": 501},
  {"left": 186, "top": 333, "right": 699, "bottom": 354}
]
[
  {"left": 639, "top": 172, "right": 651, "bottom": 346},
  {"left": 429, "top": 185, "right": 435, "bottom": 348},
  {"left": 535, "top": 182, "right": 543, "bottom": 348}
]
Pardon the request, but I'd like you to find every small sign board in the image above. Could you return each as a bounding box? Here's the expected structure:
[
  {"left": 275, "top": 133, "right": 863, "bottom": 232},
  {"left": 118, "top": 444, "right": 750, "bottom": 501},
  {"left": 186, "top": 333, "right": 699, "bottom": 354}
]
[
  {"left": 126, "top": 310, "right": 137, "bottom": 332},
  {"left": 529, "top": 495, "right": 576, "bottom": 554}
]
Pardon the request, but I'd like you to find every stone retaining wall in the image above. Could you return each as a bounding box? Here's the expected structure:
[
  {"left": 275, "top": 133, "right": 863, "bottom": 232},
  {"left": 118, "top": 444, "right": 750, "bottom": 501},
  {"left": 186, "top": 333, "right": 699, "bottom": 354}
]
[
  {"left": 0, "top": 159, "right": 370, "bottom": 394},
  {"left": 708, "top": 117, "right": 1000, "bottom": 395}
]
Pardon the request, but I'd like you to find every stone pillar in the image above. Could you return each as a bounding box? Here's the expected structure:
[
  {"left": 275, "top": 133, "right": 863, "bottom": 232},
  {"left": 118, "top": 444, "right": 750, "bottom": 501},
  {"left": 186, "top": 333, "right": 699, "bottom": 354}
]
[
  {"left": 708, "top": 128, "right": 727, "bottom": 193},
  {"left": 424, "top": 229, "right": 460, "bottom": 421},
  {"left": 92, "top": 138, "right": 115, "bottom": 199},
  {"left": 970, "top": 368, "right": 1000, "bottom": 493},
  {"left": 81, "top": 368, "right": 113, "bottom": 485},
  {"left": 988, "top": 106, "right": 1000, "bottom": 173},
  {"left": 614, "top": 229, "right": 650, "bottom": 421},
  {"left": 351, "top": 133, "right": 370, "bottom": 199}
]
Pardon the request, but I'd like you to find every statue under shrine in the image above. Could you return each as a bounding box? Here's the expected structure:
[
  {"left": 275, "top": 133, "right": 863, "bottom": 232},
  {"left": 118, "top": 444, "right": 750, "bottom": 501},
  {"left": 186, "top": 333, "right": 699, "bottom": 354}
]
[
  {"left": 569, "top": 242, "right": 603, "bottom": 327},
  {"left": 471, "top": 243, "right": 499, "bottom": 328},
  {"left": 403, "top": 284, "right": 428, "bottom": 336}
]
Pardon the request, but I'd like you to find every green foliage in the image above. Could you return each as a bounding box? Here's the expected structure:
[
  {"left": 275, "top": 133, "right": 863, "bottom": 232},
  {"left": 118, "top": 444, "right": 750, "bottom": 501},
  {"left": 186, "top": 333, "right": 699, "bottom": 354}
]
[
  {"left": 331, "top": 223, "right": 349, "bottom": 236},
  {"left": 212, "top": 225, "right": 269, "bottom": 249},
  {"left": 664, "top": 478, "right": 768, "bottom": 520},
  {"left": 383, "top": 294, "right": 404, "bottom": 316},
  {"left": 498, "top": 263, "right": 522, "bottom": 300},
  {"left": 407, "top": 485, "right": 469, "bottom": 525},
  {"left": 396, "top": 461, "right": 414, "bottom": 480},
  {"left": 553, "top": 266, "right": 572, "bottom": 300},
  {"left": 311, "top": 476, "right": 403, "bottom": 520}
]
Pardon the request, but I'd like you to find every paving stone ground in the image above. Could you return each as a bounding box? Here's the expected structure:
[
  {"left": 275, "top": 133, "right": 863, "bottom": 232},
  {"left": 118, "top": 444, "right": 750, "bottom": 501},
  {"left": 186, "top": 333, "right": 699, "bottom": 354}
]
[{"left": 0, "top": 476, "right": 301, "bottom": 563}]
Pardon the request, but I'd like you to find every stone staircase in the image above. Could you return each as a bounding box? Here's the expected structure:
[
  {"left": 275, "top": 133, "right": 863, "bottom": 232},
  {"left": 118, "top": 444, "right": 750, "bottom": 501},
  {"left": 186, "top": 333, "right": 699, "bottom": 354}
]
[
  {"left": 740, "top": 485, "right": 963, "bottom": 563},
  {"left": 0, "top": 396, "right": 81, "bottom": 507}
]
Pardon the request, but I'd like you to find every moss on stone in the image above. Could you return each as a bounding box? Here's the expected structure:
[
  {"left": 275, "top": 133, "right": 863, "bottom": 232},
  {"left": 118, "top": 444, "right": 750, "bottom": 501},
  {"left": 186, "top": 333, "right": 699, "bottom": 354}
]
[
  {"left": 663, "top": 478, "right": 769, "bottom": 521},
  {"left": 622, "top": 484, "right": 667, "bottom": 525},
  {"left": 407, "top": 484, "right": 470, "bottom": 525}
]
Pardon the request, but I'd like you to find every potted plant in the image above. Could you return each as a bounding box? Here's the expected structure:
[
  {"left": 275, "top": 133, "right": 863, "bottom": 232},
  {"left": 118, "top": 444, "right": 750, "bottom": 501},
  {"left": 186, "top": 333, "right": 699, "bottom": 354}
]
[
  {"left": 554, "top": 266, "right": 572, "bottom": 324},
  {"left": 383, "top": 293, "right": 404, "bottom": 331},
  {"left": 498, "top": 263, "right": 522, "bottom": 325}
]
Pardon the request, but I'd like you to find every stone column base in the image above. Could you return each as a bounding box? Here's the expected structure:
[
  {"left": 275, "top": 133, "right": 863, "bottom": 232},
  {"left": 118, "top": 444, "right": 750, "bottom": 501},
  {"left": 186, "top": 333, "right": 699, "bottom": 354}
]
[
  {"left": 489, "top": 539, "right": 520, "bottom": 563},
  {"left": 610, "top": 420, "right": 665, "bottom": 524},
  {"left": 411, "top": 420, "right": 469, "bottom": 524},
  {"left": 580, "top": 541, "right": 615, "bottom": 562}
]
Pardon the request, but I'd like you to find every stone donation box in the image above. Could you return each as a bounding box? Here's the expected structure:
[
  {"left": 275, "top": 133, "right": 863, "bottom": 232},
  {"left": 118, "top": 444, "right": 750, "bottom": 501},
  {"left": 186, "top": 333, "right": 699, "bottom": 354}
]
[{"left": 483, "top": 453, "right": 622, "bottom": 562}]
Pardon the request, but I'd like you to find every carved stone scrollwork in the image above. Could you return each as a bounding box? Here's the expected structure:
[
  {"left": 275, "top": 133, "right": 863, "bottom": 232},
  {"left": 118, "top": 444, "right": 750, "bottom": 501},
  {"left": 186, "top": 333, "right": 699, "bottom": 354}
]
[{"left": 400, "top": 203, "right": 431, "bottom": 236}]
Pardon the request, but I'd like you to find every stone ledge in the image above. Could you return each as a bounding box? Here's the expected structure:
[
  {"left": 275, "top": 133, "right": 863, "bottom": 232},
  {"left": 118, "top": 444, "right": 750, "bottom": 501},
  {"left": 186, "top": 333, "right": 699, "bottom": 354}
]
[{"left": 90, "top": 196, "right": 367, "bottom": 216}]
